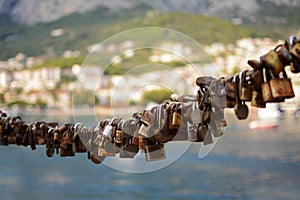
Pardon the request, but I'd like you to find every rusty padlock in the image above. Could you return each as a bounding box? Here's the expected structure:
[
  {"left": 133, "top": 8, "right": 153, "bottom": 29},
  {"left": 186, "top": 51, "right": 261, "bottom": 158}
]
[
  {"left": 260, "top": 44, "right": 286, "bottom": 75},
  {"left": 171, "top": 103, "right": 181, "bottom": 129},
  {"left": 269, "top": 69, "right": 295, "bottom": 99},
  {"left": 234, "top": 74, "right": 249, "bottom": 120},
  {"left": 239, "top": 70, "right": 252, "bottom": 101},
  {"left": 251, "top": 89, "right": 266, "bottom": 108},
  {"left": 225, "top": 76, "right": 236, "bottom": 108},
  {"left": 261, "top": 67, "right": 285, "bottom": 103},
  {"left": 290, "top": 42, "right": 300, "bottom": 73}
]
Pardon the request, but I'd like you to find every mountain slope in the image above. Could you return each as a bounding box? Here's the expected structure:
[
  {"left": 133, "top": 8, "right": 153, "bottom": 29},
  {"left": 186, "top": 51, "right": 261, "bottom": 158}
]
[
  {"left": 0, "top": 0, "right": 299, "bottom": 25},
  {"left": 0, "top": 4, "right": 281, "bottom": 60}
]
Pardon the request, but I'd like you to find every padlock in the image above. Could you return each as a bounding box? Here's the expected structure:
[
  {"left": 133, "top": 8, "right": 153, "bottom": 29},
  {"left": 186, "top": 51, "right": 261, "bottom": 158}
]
[
  {"left": 0, "top": 121, "right": 3, "bottom": 135},
  {"left": 225, "top": 76, "right": 236, "bottom": 108},
  {"left": 290, "top": 58, "right": 300, "bottom": 73},
  {"left": 290, "top": 42, "right": 300, "bottom": 73},
  {"left": 275, "top": 41, "right": 292, "bottom": 66},
  {"left": 210, "top": 78, "right": 226, "bottom": 109},
  {"left": 260, "top": 45, "right": 286, "bottom": 75},
  {"left": 138, "top": 136, "right": 147, "bottom": 149},
  {"left": 102, "top": 124, "right": 113, "bottom": 141},
  {"left": 159, "top": 103, "right": 168, "bottom": 130},
  {"left": 97, "top": 136, "right": 118, "bottom": 156},
  {"left": 171, "top": 103, "right": 182, "bottom": 129},
  {"left": 140, "top": 110, "right": 152, "bottom": 126},
  {"left": 239, "top": 70, "right": 252, "bottom": 101},
  {"left": 88, "top": 152, "right": 105, "bottom": 165},
  {"left": 59, "top": 125, "right": 75, "bottom": 157},
  {"left": 269, "top": 69, "right": 295, "bottom": 99},
  {"left": 261, "top": 67, "right": 274, "bottom": 103},
  {"left": 33, "top": 122, "right": 45, "bottom": 145},
  {"left": 0, "top": 120, "right": 10, "bottom": 146},
  {"left": 210, "top": 107, "right": 227, "bottom": 138},
  {"left": 147, "top": 106, "right": 161, "bottom": 138},
  {"left": 234, "top": 74, "right": 249, "bottom": 120},
  {"left": 73, "top": 134, "right": 87, "bottom": 153},
  {"left": 197, "top": 123, "right": 209, "bottom": 143},
  {"left": 21, "top": 126, "right": 30, "bottom": 147},
  {"left": 119, "top": 135, "right": 139, "bottom": 159},
  {"left": 114, "top": 130, "right": 123, "bottom": 145},
  {"left": 251, "top": 69, "right": 263, "bottom": 90},
  {"left": 191, "top": 102, "right": 201, "bottom": 124},
  {"left": 247, "top": 59, "right": 262, "bottom": 70},
  {"left": 13, "top": 121, "right": 23, "bottom": 145},
  {"left": 138, "top": 123, "right": 149, "bottom": 138},
  {"left": 28, "top": 125, "right": 36, "bottom": 151},
  {"left": 198, "top": 84, "right": 211, "bottom": 110},
  {"left": 45, "top": 128, "right": 54, "bottom": 157},
  {"left": 196, "top": 76, "right": 216, "bottom": 87},
  {"left": 261, "top": 67, "right": 285, "bottom": 103},
  {"left": 251, "top": 89, "right": 266, "bottom": 108},
  {"left": 72, "top": 124, "right": 87, "bottom": 153},
  {"left": 120, "top": 119, "right": 137, "bottom": 137},
  {"left": 290, "top": 42, "right": 300, "bottom": 60},
  {"left": 188, "top": 123, "right": 199, "bottom": 142}
]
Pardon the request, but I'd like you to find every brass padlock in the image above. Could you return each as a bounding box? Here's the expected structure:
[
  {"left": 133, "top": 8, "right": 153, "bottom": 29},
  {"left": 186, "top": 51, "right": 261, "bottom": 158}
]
[
  {"left": 115, "top": 130, "right": 123, "bottom": 145},
  {"left": 275, "top": 42, "right": 292, "bottom": 66},
  {"left": 269, "top": 69, "right": 295, "bottom": 99},
  {"left": 261, "top": 67, "right": 285, "bottom": 103},
  {"left": 260, "top": 45, "right": 286, "bottom": 75},
  {"left": 251, "top": 89, "right": 266, "bottom": 108},
  {"left": 239, "top": 70, "right": 252, "bottom": 101},
  {"left": 171, "top": 103, "right": 181, "bottom": 129}
]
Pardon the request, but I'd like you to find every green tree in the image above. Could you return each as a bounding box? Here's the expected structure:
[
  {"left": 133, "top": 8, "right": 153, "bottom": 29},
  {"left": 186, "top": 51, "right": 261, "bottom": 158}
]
[{"left": 141, "top": 88, "right": 173, "bottom": 105}]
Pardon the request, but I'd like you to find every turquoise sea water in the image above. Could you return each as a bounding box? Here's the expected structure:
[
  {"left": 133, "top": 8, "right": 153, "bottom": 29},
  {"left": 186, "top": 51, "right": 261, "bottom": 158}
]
[{"left": 0, "top": 113, "right": 299, "bottom": 200}]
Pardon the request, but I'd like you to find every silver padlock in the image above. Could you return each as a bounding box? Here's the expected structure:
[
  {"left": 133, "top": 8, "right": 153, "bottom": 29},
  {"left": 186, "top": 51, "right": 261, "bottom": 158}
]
[
  {"left": 138, "top": 124, "right": 149, "bottom": 138},
  {"left": 191, "top": 102, "right": 201, "bottom": 124},
  {"left": 102, "top": 125, "right": 113, "bottom": 141}
]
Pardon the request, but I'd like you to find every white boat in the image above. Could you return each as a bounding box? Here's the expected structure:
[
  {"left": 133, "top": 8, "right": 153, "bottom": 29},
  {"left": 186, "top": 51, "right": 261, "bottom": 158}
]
[
  {"left": 249, "top": 119, "right": 278, "bottom": 130},
  {"left": 249, "top": 104, "right": 280, "bottom": 130}
]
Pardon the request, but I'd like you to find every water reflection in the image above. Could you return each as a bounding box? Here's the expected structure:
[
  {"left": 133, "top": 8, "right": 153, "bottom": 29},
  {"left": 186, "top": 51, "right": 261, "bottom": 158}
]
[
  {"left": 0, "top": 113, "right": 299, "bottom": 199},
  {"left": 215, "top": 115, "right": 300, "bottom": 162}
]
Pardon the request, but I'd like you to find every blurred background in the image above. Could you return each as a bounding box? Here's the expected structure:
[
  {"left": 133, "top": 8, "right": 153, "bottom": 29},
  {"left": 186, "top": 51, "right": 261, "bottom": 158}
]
[{"left": 0, "top": 0, "right": 300, "bottom": 199}]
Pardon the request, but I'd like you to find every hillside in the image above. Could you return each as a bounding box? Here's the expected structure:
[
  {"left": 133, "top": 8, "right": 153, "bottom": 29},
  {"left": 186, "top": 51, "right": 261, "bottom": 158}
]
[
  {"left": 1, "top": 0, "right": 299, "bottom": 25},
  {"left": 1, "top": 4, "right": 295, "bottom": 60}
]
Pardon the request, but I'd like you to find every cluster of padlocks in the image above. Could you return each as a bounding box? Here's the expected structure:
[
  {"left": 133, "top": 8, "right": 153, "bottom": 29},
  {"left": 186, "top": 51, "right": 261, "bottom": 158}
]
[{"left": 0, "top": 35, "right": 299, "bottom": 164}]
